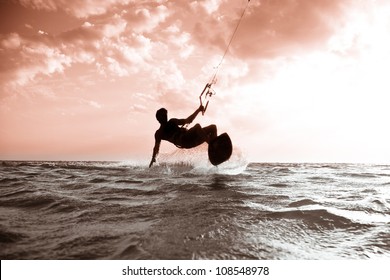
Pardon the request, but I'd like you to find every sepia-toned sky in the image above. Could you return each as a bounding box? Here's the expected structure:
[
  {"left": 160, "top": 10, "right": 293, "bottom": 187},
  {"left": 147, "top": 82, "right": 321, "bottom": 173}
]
[{"left": 1, "top": 0, "right": 390, "bottom": 163}]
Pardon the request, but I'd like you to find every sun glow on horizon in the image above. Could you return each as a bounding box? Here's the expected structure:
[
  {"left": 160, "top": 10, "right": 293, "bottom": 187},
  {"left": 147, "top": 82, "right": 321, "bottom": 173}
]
[{"left": 220, "top": 2, "right": 390, "bottom": 164}]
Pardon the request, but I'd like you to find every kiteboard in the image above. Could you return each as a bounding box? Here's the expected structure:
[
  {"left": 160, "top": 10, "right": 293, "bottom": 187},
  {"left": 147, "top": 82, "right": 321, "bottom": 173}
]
[{"left": 208, "top": 133, "right": 233, "bottom": 166}]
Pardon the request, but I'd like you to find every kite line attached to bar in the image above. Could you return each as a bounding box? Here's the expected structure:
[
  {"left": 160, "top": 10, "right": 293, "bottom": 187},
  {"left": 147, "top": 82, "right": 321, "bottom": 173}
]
[{"left": 200, "top": 0, "right": 251, "bottom": 115}]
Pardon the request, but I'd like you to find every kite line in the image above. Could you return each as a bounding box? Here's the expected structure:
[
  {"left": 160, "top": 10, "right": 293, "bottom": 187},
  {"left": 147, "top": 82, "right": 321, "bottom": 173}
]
[{"left": 200, "top": 0, "right": 251, "bottom": 115}]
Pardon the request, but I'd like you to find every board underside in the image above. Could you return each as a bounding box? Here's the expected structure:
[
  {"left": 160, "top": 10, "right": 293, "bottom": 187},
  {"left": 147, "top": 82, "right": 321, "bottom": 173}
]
[{"left": 208, "top": 133, "right": 233, "bottom": 166}]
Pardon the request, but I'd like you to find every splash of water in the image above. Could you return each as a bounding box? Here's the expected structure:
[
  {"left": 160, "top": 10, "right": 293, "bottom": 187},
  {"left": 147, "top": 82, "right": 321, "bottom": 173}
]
[{"left": 157, "top": 144, "right": 248, "bottom": 175}]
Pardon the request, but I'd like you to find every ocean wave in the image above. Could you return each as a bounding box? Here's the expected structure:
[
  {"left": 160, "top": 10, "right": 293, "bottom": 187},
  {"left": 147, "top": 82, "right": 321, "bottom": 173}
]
[
  {"left": 0, "top": 161, "right": 33, "bottom": 168},
  {"left": 0, "top": 188, "right": 36, "bottom": 198},
  {"left": 1, "top": 194, "right": 57, "bottom": 209},
  {"left": 62, "top": 182, "right": 91, "bottom": 190},
  {"left": 268, "top": 183, "right": 289, "bottom": 188},
  {"left": 339, "top": 172, "right": 378, "bottom": 178},
  {"left": 88, "top": 178, "right": 109, "bottom": 184},
  {"left": 0, "top": 177, "right": 21, "bottom": 184},
  {"left": 268, "top": 203, "right": 390, "bottom": 229},
  {"left": 0, "top": 190, "right": 84, "bottom": 213},
  {"left": 266, "top": 208, "right": 363, "bottom": 230},
  {"left": 111, "top": 236, "right": 150, "bottom": 259},
  {"left": 115, "top": 179, "right": 144, "bottom": 184},
  {"left": 0, "top": 227, "right": 26, "bottom": 243},
  {"left": 288, "top": 199, "right": 318, "bottom": 207}
]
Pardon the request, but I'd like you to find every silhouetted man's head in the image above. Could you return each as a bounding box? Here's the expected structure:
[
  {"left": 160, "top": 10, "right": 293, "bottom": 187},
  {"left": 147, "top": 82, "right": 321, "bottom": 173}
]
[{"left": 156, "top": 108, "right": 167, "bottom": 124}]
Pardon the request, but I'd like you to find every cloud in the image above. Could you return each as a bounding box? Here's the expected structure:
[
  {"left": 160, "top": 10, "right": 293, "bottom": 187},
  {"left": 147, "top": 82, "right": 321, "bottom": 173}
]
[
  {"left": 238, "top": 0, "right": 354, "bottom": 58},
  {"left": 6, "top": 41, "right": 71, "bottom": 86},
  {"left": 1, "top": 33, "right": 22, "bottom": 49},
  {"left": 101, "top": 15, "right": 127, "bottom": 38},
  {"left": 0, "top": 2, "right": 181, "bottom": 82},
  {"left": 129, "top": 4, "right": 171, "bottom": 33},
  {"left": 1, "top": 9, "right": 155, "bottom": 89},
  {"left": 19, "top": 0, "right": 57, "bottom": 11},
  {"left": 84, "top": 99, "right": 102, "bottom": 109},
  {"left": 1, "top": 1, "right": 356, "bottom": 99},
  {"left": 105, "top": 57, "right": 129, "bottom": 77},
  {"left": 1, "top": 1, "right": 205, "bottom": 103},
  {"left": 182, "top": 0, "right": 354, "bottom": 61},
  {"left": 200, "top": 0, "right": 224, "bottom": 14},
  {"left": 153, "top": 60, "right": 188, "bottom": 108},
  {"left": 19, "top": 0, "right": 134, "bottom": 18},
  {"left": 165, "top": 27, "right": 194, "bottom": 59}
]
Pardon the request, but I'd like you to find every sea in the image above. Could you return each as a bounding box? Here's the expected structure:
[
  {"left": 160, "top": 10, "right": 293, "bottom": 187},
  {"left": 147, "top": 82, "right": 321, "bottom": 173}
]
[{"left": 1, "top": 150, "right": 390, "bottom": 260}]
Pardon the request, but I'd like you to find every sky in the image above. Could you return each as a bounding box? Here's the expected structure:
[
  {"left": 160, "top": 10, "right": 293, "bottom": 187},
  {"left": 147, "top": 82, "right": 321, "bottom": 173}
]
[{"left": 1, "top": 0, "right": 390, "bottom": 163}]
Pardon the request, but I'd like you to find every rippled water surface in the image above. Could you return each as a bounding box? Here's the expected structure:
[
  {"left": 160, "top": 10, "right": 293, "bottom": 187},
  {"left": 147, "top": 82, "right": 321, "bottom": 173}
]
[{"left": 1, "top": 161, "right": 389, "bottom": 259}]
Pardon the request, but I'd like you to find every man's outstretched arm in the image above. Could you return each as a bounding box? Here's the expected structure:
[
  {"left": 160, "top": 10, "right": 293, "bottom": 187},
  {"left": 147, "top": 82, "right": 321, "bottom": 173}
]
[
  {"left": 149, "top": 133, "right": 161, "bottom": 168},
  {"left": 175, "top": 105, "right": 204, "bottom": 126}
]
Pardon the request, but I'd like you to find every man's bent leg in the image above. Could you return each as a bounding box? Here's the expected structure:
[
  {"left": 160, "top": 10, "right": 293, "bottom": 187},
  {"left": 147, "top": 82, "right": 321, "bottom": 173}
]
[
  {"left": 183, "top": 124, "right": 218, "bottom": 147},
  {"left": 182, "top": 124, "right": 208, "bottom": 147}
]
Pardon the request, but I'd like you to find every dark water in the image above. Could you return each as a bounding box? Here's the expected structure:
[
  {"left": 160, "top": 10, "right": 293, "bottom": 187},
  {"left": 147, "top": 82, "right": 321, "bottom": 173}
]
[{"left": 1, "top": 160, "right": 390, "bottom": 259}]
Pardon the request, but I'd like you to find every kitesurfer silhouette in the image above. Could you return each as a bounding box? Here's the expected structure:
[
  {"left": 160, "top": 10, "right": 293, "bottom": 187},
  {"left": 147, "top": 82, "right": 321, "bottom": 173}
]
[
  {"left": 148, "top": 1, "right": 250, "bottom": 167},
  {"left": 149, "top": 105, "right": 217, "bottom": 167}
]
